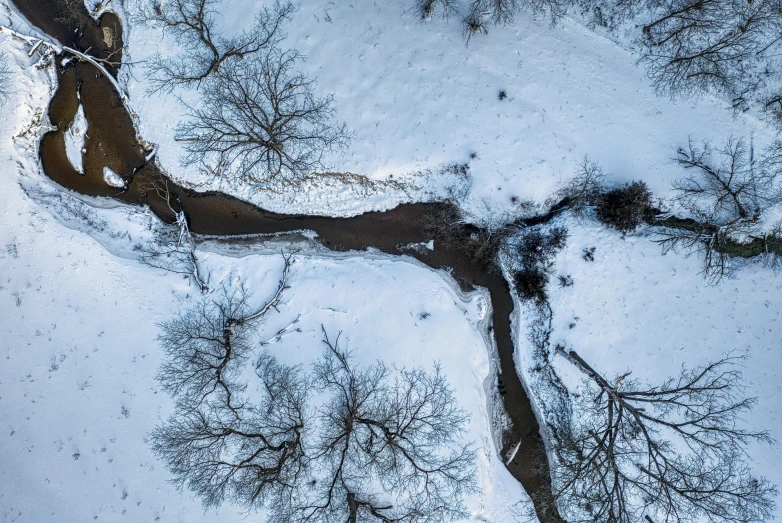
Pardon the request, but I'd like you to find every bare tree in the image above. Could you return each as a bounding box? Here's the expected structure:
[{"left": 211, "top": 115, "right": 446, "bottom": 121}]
[
  {"left": 416, "top": 0, "right": 459, "bottom": 20},
  {"left": 137, "top": 0, "right": 293, "bottom": 92},
  {"left": 572, "top": 0, "right": 645, "bottom": 31},
  {"left": 656, "top": 216, "right": 782, "bottom": 281},
  {"left": 656, "top": 137, "right": 782, "bottom": 281},
  {"left": 546, "top": 156, "right": 605, "bottom": 216},
  {"left": 673, "top": 137, "right": 776, "bottom": 223},
  {"left": 175, "top": 51, "right": 350, "bottom": 186},
  {"left": 477, "top": 0, "right": 523, "bottom": 24},
  {"left": 552, "top": 347, "right": 777, "bottom": 523},
  {"left": 468, "top": 0, "right": 568, "bottom": 26},
  {"left": 152, "top": 281, "right": 477, "bottom": 522},
  {"left": 135, "top": 175, "right": 208, "bottom": 292},
  {"left": 655, "top": 219, "right": 737, "bottom": 282},
  {"left": 156, "top": 256, "right": 291, "bottom": 407},
  {"left": 637, "top": 0, "right": 782, "bottom": 110},
  {"left": 281, "top": 330, "right": 477, "bottom": 523},
  {"left": 572, "top": 0, "right": 782, "bottom": 114},
  {"left": 151, "top": 353, "right": 308, "bottom": 508},
  {"left": 151, "top": 257, "right": 302, "bottom": 508}
]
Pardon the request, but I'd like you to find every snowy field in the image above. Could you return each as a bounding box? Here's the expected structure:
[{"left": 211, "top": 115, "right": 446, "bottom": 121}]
[
  {"left": 0, "top": 38, "right": 525, "bottom": 521},
  {"left": 1, "top": 0, "right": 782, "bottom": 522},
  {"left": 119, "top": 0, "right": 776, "bottom": 217},
  {"left": 514, "top": 218, "right": 782, "bottom": 513}
]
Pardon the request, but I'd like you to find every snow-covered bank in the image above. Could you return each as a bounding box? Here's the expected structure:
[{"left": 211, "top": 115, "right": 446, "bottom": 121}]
[
  {"left": 119, "top": 0, "right": 775, "bottom": 218},
  {"left": 0, "top": 28, "right": 529, "bottom": 522},
  {"left": 3, "top": 0, "right": 782, "bottom": 520},
  {"left": 512, "top": 217, "right": 782, "bottom": 520}
]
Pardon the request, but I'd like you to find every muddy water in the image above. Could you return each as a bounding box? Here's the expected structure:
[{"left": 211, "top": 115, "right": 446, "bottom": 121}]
[{"left": 12, "top": 2, "right": 563, "bottom": 521}]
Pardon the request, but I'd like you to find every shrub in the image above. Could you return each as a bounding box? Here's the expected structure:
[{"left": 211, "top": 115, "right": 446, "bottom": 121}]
[
  {"left": 510, "top": 226, "right": 569, "bottom": 304},
  {"left": 513, "top": 267, "right": 550, "bottom": 304},
  {"left": 596, "top": 181, "right": 655, "bottom": 232},
  {"left": 515, "top": 226, "right": 568, "bottom": 267},
  {"left": 558, "top": 274, "right": 574, "bottom": 287}
]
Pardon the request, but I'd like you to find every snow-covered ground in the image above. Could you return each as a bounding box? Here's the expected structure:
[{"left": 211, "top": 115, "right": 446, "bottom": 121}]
[
  {"left": 2, "top": 0, "right": 782, "bottom": 522},
  {"left": 513, "top": 217, "right": 782, "bottom": 518},
  {"left": 120, "top": 0, "right": 775, "bottom": 217},
  {"left": 546, "top": 220, "right": 781, "bottom": 479},
  {"left": 0, "top": 34, "right": 526, "bottom": 521}
]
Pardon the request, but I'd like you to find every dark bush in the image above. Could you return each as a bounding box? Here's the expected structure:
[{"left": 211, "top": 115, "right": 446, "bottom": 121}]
[
  {"left": 596, "top": 181, "right": 656, "bottom": 232},
  {"left": 511, "top": 226, "right": 569, "bottom": 304},
  {"left": 515, "top": 226, "right": 568, "bottom": 267},
  {"left": 513, "top": 267, "right": 550, "bottom": 304}
]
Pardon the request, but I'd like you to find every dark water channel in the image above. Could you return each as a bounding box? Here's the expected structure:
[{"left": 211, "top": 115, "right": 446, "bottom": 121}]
[{"left": 12, "top": 2, "right": 563, "bottom": 521}]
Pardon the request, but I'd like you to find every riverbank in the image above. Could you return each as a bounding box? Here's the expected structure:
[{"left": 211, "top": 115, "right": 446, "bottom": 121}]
[{"left": 3, "top": 0, "right": 782, "bottom": 522}]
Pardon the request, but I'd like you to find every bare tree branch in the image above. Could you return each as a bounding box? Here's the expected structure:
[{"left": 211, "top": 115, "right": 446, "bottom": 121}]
[
  {"left": 0, "top": 26, "right": 131, "bottom": 106},
  {"left": 135, "top": 175, "right": 209, "bottom": 292},
  {"left": 284, "top": 329, "right": 478, "bottom": 523},
  {"left": 152, "top": 292, "right": 477, "bottom": 522},
  {"left": 416, "top": 0, "right": 460, "bottom": 20},
  {"left": 552, "top": 346, "right": 777, "bottom": 523},
  {"left": 155, "top": 254, "right": 293, "bottom": 407},
  {"left": 151, "top": 351, "right": 307, "bottom": 508},
  {"left": 637, "top": 0, "right": 782, "bottom": 110},
  {"left": 175, "top": 51, "right": 350, "bottom": 186},
  {"left": 136, "top": 0, "right": 294, "bottom": 92},
  {"left": 656, "top": 136, "right": 782, "bottom": 282}
]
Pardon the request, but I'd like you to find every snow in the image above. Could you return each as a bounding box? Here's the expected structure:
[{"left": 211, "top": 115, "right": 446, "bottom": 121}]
[
  {"left": 513, "top": 217, "right": 782, "bottom": 517},
  {"left": 2, "top": 0, "right": 782, "bottom": 521},
  {"left": 119, "top": 0, "right": 774, "bottom": 218},
  {"left": 0, "top": 26, "right": 527, "bottom": 522},
  {"left": 505, "top": 440, "right": 523, "bottom": 466},
  {"left": 63, "top": 103, "right": 86, "bottom": 173},
  {"left": 102, "top": 166, "right": 126, "bottom": 188}
]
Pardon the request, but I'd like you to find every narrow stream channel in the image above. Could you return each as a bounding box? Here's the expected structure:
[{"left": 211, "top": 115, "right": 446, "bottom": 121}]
[{"left": 11, "top": 2, "right": 564, "bottom": 521}]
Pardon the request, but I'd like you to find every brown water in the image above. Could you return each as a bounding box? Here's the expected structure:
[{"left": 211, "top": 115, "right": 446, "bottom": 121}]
[{"left": 12, "top": 2, "right": 563, "bottom": 520}]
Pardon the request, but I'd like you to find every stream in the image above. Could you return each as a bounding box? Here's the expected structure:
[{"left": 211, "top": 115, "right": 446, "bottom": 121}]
[{"left": 10, "top": 1, "right": 563, "bottom": 521}]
